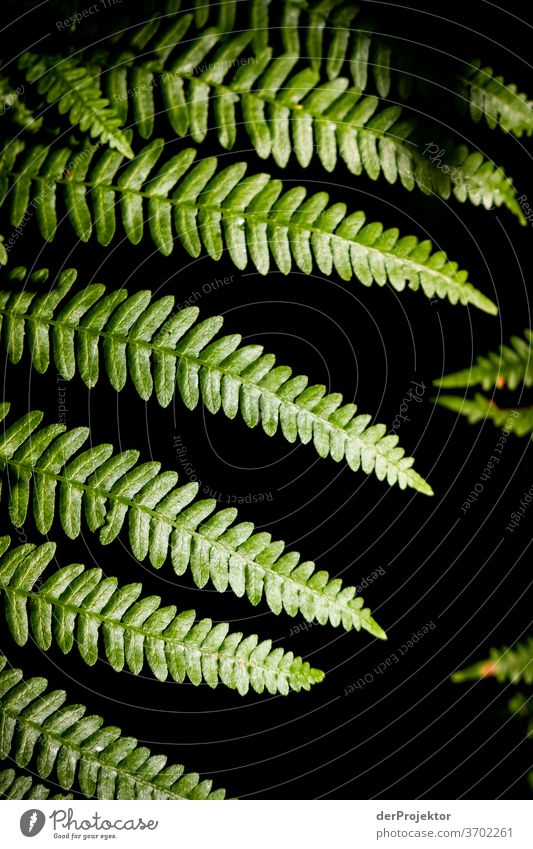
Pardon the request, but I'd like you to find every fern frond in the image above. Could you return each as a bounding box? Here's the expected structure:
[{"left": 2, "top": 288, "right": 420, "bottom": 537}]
[
  {"left": 434, "top": 330, "right": 533, "bottom": 391},
  {"left": 434, "top": 393, "right": 533, "bottom": 437},
  {"left": 250, "top": 0, "right": 402, "bottom": 96},
  {"left": 18, "top": 53, "right": 133, "bottom": 159},
  {"left": 0, "top": 405, "right": 384, "bottom": 637},
  {"left": 0, "top": 75, "right": 42, "bottom": 134},
  {"left": 0, "top": 403, "right": 386, "bottom": 635},
  {"left": 452, "top": 637, "right": 533, "bottom": 685},
  {"left": 111, "top": 0, "right": 237, "bottom": 71},
  {"left": 0, "top": 237, "right": 6, "bottom": 267},
  {"left": 0, "top": 141, "right": 497, "bottom": 314},
  {"left": 457, "top": 61, "right": 533, "bottom": 138},
  {"left": 0, "top": 534, "right": 323, "bottom": 695},
  {"left": 0, "top": 767, "right": 72, "bottom": 799},
  {"left": 1, "top": 264, "right": 426, "bottom": 491},
  {"left": 252, "top": 1, "right": 533, "bottom": 138},
  {"left": 0, "top": 655, "right": 225, "bottom": 799},
  {"left": 507, "top": 693, "right": 533, "bottom": 741},
  {"left": 102, "top": 27, "right": 522, "bottom": 221}
]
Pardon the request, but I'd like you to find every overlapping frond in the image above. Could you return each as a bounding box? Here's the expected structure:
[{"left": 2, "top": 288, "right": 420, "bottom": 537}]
[
  {"left": 18, "top": 53, "right": 133, "bottom": 159},
  {"left": 0, "top": 75, "right": 42, "bottom": 134},
  {"left": 251, "top": 0, "right": 533, "bottom": 138},
  {"left": 0, "top": 403, "right": 387, "bottom": 635},
  {"left": 434, "top": 393, "right": 533, "bottom": 437},
  {"left": 102, "top": 24, "right": 522, "bottom": 219},
  {"left": 0, "top": 767, "right": 72, "bottom": 799},
  {"left": 0, "top": 264, "right": 424, "bottom": 492},
  {"left": 434, "top": 330, "right": 533, "bottom": 391},
  {"left": 452, "top": 637, "right": 533, "bottom": 685},
  {"left": 249, "top": 0, "right": 404, "bottom": 96},
  {"left": 0, "top": 655, "right": 225, "bottom": 799},
  {"left": 457, "top": 61, "right": 533, "bottom": 138},
  {"left": 0, "top": 141, "right": 497, "bottom": 313},
  {"left": 0, "top": 535, "right": 324, "bottom": 695}
]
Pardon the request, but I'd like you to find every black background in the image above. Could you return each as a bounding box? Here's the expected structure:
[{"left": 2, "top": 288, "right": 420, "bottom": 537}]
[{"left": 1, "top": 0, "right": 533, "bottom": 799}]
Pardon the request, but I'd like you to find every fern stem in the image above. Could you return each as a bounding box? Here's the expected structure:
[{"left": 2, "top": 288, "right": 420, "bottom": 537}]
[
  {"left": 0, "top": 656, "right": 226, "bottom": 799},
  {"left": 0, "top": 164, "right": 496, "bottom": 313},
  {"left": 1, "top": 576, "right": 323, "bottom": 693},
  {"left": 0, "top": 403, "right": 386, "bottom": 636},
  {"left": 0, "top": 300, "right": 428, "bottom": 491},
  {"left": 0, "top": 269, "right": 434, "bottom": 494},
  {"left": 3, "top": 455, "right": 383, "bottom": 634}
]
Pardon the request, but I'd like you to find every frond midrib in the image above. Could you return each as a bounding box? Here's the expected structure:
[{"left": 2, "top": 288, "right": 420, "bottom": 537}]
[
  {"left": 34, "top": 58, "right": 122, "bottom": 140},
  {"left": 0, "top": 704, "right": 189, "bottom": 800},
  {"left": 457, "top": 71, "right": 533, "bottom": 123},
  {"left": 0, "top": 580, "right": 309, "bottom": 683},
  {"left": 119, "top": 60, "right": 419, "bottom": 151},
  {"left": 113, "top": 56, "right": 513, "bottom": 200},
  {"left": 1, "top": 165, "right": 476, "bottom": 304},
  {"left": 0, "top": 300, "right": 429, "bottom": 481},
  {"left": 1, "top": 457, "right": 374, "bottom": 628}
]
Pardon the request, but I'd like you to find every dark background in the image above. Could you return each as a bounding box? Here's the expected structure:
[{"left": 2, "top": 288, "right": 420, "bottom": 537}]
[{"left": 1, "top": 0, "right": 533, "bottom": 799}]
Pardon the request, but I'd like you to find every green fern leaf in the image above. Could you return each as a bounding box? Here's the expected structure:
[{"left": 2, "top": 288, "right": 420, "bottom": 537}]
[
  {"left": 0, "top": 142, "right": 497, "bottom": 314},
  {"left": 433, "top": 393, "right": 533, "bottom": 437},
  {"left": 0, "top": 75, "right": 42, "bottom": 134},
  {"left": 101, "top": 24, "right": 522, "bottom": 220},
  {"left": 0, "top": 655, "right": 225, "bottom": 799},
  {"left": 0, "top": 403, "right": 387, "bottom": 635},
  {"left": 434, "top": 329, "right": 533, "bottom": 391},
  {"left": 0, "top": 767, "right": 73, "bottom": 799},
  {"left": 18, "top": 53, "right": 133, "bottom": 159},
  {"left": 0, "top": 534, "right": 324, "bottom": 695},
  {"left": 251, "top": 1, "right": 533, "bottom": 138},
  {"left": 2, "top": 264, "right": 430, "bottom": 492},
  {"left": 452, "top": 637, "right": 533, "bottom": 685},
  {"left": 250, "top": 0, "right": 402, "bottom": 96},
  {"left": 456, "top": 61, "right": 533, "bottom": 137}
]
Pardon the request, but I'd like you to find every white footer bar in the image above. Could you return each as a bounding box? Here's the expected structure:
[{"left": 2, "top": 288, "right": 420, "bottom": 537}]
[{"left": 3, "top": 799, "right": 532, "bottom": 848}]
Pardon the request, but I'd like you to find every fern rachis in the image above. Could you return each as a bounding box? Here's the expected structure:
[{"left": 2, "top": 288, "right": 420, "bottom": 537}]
[
  {"left": 0, "top": 265, "right": 431, "bottom": 492},
  {"left": 98, "top": 24, "right": 523, "bottom": 220},
  {"left": 434, "top": 329, "right": 533, "bottom": 391},
  {"left": 0, "top": 767, "right": 72, "bottom": 799},
  {"left": 0, "top": 535, "right": 324, "bottom": 695},
  {"left": 452, "top": 638, "right": 533, "bottom": 685},
  {"left": 0, "top": 656, "right": 225, "bottom": 799},
  {"left": 0, "top": 403, "right": 386, "bottom": 637},
  {"left": 251, "top": 0, "right": 533, "bottom": 138},
  {"left": 434, "top": 329, "right": 533, "bottom": 438},
  {"left": 433, "top": 394, "right": 532, "bottom": 438},
  {"left": 18, "top": 53, "right": 133, "bottom": 159},
  {"left": 0, "top": 141, "right": 497, "bottom": 314}
]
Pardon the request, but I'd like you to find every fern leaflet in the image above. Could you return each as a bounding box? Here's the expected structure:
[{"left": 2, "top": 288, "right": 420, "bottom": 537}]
[
  {"left": 0, "top": 655, "right": 225, "bottom": 799},
  {"left": 452, "top": 637, "right": 533, "bottom": 685},
  {"left": 101, "top": 23, "right": 522, "bottom": 220},
  {"left": 433, "top": 394, "right": 532, "bottom": 437},
  {"left": 0, "top": 75, "right": 42, "bottom": 134},
  {"left": 0, "top": 403, "right": 387, "bottom": 635},
  {"left": 1, "top": 264, "right": 430, "bottom": 490},
  {"left": 0, "top": 141, "right": 497, "bottom": 314},
  {"left": 18, "top": 53, "right": 133, "bottom": 159},
  {"left": 0, "top": 767, "right": 72, "bottom": 799},
  {"left": 250, "top": 0, "right": 533, "bottom": 137},
  {"left": 0, "top": 534, "right": 324, "bottom": 695},
  {"left": 249, "top": 0, "right": 409, "bottom": 96},
  {"left": 457, "top": 61, "right": 533, "bottom": 137},
  {"left": 434, "top": 329, "right": 533, "bottom": 391}
]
